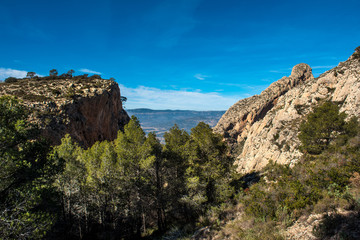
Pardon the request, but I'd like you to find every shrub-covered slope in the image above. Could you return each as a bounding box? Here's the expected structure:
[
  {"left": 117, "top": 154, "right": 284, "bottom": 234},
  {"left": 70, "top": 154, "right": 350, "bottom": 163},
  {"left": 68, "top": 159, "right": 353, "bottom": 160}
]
[{"left": 206, "top": 101, "right": 360, "bottom": 240}]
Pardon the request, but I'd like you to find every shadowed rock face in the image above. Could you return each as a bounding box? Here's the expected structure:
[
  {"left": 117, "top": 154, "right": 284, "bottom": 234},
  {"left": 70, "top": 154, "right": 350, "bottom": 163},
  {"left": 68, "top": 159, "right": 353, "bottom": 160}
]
[
  {"left": 215, "top": 51, "right": 360, "bottom": 173},
  {"left": 42, "top": 82, "right": 130, "bottom": 147},
  {"left": 0, "top": 78, "right": 130, "bottom": 148}
]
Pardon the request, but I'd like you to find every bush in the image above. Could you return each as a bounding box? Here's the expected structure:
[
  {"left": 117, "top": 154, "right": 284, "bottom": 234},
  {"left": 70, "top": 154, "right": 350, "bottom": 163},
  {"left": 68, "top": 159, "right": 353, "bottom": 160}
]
[
  {"left": 298, "top": 101, "right": 348, "bottom": 154},
  {"left": 65, "top": 88, "right": 76, "bottom": 99},
  {"left": 353, "top": 46, "right": 360, "bottom": 59},
  {"left": 243, "top": 183, "right": 277, "bottom": 220},
  {"left": 89, "top": 74, "right": 101, "bottom": 79},
  {"left": 4, "top": 77, "right": 18, "bottom": 83}
]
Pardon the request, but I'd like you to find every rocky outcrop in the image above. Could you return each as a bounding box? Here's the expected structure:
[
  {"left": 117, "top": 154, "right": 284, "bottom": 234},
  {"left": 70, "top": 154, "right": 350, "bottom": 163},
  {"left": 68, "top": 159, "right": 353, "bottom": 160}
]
[
  {"left": 0, "top": 77, "right": 130, "bottom": 147},
  {"left": 214, "top": 63, "right": 314, "bottom": 154},
  {"left": 285, "top": 209, "right": 360, "bottom": 240},
  {"left": 215, "top": 50, "right": 360, "bottom": 173}
]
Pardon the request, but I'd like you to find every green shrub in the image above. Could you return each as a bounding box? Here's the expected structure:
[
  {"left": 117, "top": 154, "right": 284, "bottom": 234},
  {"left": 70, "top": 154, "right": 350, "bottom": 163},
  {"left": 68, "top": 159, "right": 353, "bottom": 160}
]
[
  {"left": 236, "top": 219, "right": 285, "bottom": 240},
  {"left": 65, "top": 88, "right": 76, "bottom": 99},
  {"left": 4, "top": 77, "right": 18, "bottom": 83},
  {"left": 51, "top": 89, "right": 61, "bottom": 96},
  {"left": 243, "top": 183, "right": 277, "bottom": 220},
  {"left": 353, "top": 46, "right": 360, "bottom": 59},
  {"left": 294, "top": 104, "right": 306, "bottom": 115},
  {"left": 23, "top": 94, "right": 50, "bottom": 102},
  {"left": 299, "top": 101, "right": 348, "bottom": 154}
]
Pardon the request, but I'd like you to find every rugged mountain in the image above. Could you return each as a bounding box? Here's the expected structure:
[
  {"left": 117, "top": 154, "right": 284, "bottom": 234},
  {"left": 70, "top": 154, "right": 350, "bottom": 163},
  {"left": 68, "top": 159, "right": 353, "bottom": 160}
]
[
  {"left": 214, "top": 49, "right": 360, "bottom": 173},
  {"left": 0, "top": 77, "right": 130, "bottom": 147}
]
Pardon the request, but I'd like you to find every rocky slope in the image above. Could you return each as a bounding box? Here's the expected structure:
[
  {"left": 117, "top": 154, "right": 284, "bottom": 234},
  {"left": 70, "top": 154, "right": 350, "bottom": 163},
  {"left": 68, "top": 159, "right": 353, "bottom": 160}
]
[
  {"left": 0, "top": 77, "right": 130, "bottom": 147},
  {"left": 214, "top": 49, "right": 360, "bottom": 173}
]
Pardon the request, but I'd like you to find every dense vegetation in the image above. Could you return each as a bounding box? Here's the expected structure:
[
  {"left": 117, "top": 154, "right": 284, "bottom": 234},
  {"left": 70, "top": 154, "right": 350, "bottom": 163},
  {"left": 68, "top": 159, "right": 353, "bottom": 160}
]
[
  {"left": 50, "top": 118, "right": 235, "bottom": 239},
  {"left": 0, "top": 96, "right": 235, "bottom": 239},
  {"left": 0, "top": 96, "right": 59, "bottom": 239},
  {"left": 1, "top": 97, "right": 359, "bottom": 239}
]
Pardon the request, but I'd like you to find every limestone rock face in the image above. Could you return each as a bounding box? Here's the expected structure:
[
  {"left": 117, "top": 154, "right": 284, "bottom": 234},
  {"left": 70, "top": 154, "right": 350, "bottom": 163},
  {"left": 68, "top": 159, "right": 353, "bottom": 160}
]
[
  {"left": 0, "top": 77, "right": 130, "bottom": 148},
  {"left": 214, "top": 63, "right": 313, "bottom": 151},
  {"left": 215, "top": 51, "right": 360, "bottom": 173}
]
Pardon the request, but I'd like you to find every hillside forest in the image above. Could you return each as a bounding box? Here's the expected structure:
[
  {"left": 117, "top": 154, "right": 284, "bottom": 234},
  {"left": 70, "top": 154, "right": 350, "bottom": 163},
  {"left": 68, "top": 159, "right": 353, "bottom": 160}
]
[{"left": 1, "top": 95, "right": 360, "bottom": 239}]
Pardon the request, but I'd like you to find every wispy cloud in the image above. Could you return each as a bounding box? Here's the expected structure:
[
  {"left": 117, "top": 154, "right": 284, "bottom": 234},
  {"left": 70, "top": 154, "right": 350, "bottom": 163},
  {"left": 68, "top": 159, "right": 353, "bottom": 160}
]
[
  {"left": 79, "top": 68, "right": 102, "bottom": 75},
  {"left": 119, "top": 84, "right": 240, "bottom": 111},
  {"left": 269, "top": 70, "right": 289, "bottom": 74},
  {"left": 311, "top": 65, "right": 337, "bottom": 69},
  {"left": 216, "top": 81, "right": 269, "bottom": 91},
  {"left": 0, "top": 68, "right": 27, "bottom": 80},
  {"left": 194, "top": 73, "right": 209, "bottom": 80}
]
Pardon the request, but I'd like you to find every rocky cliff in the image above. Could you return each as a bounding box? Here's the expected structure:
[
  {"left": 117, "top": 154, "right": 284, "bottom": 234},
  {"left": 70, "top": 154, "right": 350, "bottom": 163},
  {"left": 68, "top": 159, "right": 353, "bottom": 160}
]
[
  {"left": 0, "top": 77, "right": 130, "bottom": 147},
  {"left": 215, "top": 49, "right": 360, "bottom": 173}
]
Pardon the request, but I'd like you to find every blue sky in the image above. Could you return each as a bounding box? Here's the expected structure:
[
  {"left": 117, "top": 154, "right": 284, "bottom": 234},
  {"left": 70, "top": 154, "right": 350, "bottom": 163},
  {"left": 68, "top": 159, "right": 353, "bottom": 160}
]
[{"left": 1, "top": 0, "right": 360, "bottom": 110}]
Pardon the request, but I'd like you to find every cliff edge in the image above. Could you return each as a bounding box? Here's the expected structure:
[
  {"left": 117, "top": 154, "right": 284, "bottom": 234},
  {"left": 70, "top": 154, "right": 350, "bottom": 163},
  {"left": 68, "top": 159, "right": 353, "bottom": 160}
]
[{"left": 0, "top": 77, "right": 130, "bottom": 147}]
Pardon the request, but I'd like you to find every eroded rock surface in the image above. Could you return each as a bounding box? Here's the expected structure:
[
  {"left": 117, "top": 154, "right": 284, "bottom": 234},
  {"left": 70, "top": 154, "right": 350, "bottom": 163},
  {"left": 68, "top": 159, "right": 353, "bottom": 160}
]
[
  {"left": 0, "top": 77, "right": 130, "bottom": 147},
  {"left": 215, "top": 51, "right": 360, "bottom": 173},
  {"left": 214, "top": 63, "right": 313, "bottom": 155}
]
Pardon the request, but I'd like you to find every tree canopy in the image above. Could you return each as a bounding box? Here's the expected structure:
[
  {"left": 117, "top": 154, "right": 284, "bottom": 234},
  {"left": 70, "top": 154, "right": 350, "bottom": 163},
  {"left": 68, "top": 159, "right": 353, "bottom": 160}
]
[
  {"left": 0, "top": 96, "right": 56, "bottom": 239},
  {"left": 299, "top": 101, "right": 358, "bottom": 154},
  {"left": 0, "top": 99, "right": 235, "bottom": 239},
  {"left": 26, "top": 72, "right": 36, "bottom": 79},
  {"left": 49, "top": 69, "right": 58, "bottom": 77}
]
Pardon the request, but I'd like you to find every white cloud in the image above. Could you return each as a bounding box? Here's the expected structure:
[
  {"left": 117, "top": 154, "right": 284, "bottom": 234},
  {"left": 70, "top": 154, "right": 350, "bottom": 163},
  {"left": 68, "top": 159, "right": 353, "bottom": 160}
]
[
  {"left": 0, "top": 68, "right": 27, "bottom": 80},
  {"left": 119, "top": 85, "right": 240, "bottom": 111},
  {"left": 312, "top": 65, "right": 336, "bottom": 69},
  {"left": 269, "top": 70, "right": 288, "bottom": 74},
  {"left": 194, "top": 74, "right": 209, "bottom": 80},
  {"left": 79, "top": 68, "right": 102, "bottom": 75}
]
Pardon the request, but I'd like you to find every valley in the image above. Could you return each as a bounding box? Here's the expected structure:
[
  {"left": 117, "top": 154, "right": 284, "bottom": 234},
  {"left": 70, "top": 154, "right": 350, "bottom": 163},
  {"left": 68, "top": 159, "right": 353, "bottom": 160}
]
[{"left": 127, "top": 108, "right": 225, "bottom": 141}]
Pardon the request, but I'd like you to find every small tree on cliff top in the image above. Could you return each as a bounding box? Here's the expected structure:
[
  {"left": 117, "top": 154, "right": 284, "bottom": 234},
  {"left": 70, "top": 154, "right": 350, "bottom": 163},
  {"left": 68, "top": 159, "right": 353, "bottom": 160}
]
[
  {"left": 49, "top": 69, "right": 58, "bottom": 77},
  {"left": 26, "top": 72, "right": 36, "bottom": 79}
]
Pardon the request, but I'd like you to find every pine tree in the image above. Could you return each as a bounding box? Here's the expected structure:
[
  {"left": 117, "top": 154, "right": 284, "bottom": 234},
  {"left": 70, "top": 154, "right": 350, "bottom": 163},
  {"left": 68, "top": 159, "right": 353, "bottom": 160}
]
[
  {"left": 183, "top": 122, "right": 234, "bottom": 215},
  {"left": 163, "top": 124, "right": 190, "bottom": 222},
  {"left": 299, "top": 101, "right": 351, "bottom": 154},
  {"left": 0, "top": 96, "right": 55, "bottom": 239},
  {"left": 146, "top": 132, "right": 166, "bottom": 231},
  {"left": 114, "top": 116, "right": 155, "bottom": 236}
]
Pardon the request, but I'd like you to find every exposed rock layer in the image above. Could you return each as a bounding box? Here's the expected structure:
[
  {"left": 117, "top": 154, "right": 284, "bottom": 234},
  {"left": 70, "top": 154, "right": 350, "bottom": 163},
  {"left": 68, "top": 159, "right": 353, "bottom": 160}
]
[
  {"left": 0, "top": 78, "right": 130, "bottom": 147},
  {"left": 215, "top": 51, "right": 360, "bottom": 173}
]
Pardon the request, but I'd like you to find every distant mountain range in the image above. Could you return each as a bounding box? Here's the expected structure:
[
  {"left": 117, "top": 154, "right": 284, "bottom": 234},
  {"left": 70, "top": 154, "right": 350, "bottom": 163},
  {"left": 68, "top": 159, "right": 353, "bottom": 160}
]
[{"left": 126, "top": 108, "right": 225, "bottom": 141}]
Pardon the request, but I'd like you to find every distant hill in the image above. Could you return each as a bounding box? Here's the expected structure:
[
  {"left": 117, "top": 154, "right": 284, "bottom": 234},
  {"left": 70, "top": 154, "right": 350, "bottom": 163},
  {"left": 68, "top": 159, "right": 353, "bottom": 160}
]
[{"left": 126, "top": 108, "right": 225, "bottom": 141}]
